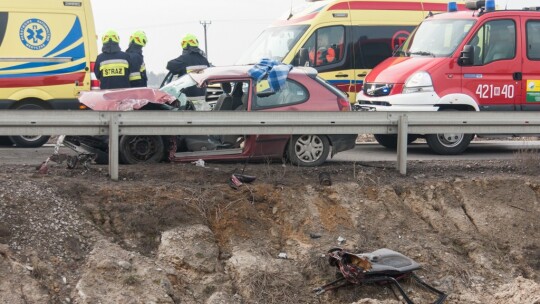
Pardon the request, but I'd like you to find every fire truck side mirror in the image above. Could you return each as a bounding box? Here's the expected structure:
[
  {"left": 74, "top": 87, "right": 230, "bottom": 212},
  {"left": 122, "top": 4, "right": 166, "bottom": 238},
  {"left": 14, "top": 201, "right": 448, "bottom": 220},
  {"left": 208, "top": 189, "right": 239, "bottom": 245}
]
[{"left": 458, "top": 45, "right": 474, "bottom": 66}]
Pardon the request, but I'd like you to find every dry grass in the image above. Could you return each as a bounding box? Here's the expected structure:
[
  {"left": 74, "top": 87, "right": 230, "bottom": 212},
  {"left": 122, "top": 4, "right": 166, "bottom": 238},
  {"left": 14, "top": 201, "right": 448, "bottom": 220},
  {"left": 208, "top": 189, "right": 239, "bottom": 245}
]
[
  {"left": 513, "top": 147, "right": 540, "bottom": 174},
  {"left": 245, "top": 271, "right": 312, "bottom": 304}
]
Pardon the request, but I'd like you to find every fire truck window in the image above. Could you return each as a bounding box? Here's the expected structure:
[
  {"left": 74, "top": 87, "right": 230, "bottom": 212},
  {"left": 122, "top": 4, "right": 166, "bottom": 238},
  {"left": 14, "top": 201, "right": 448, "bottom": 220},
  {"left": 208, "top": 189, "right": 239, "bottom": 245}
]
[
  {"left": 527, "top": 21, "right": 540, "bottom": 60},
  {"left": 301, "top": 26, "right": 344, "bottom": 68},
  {"left": 475, "top": 20, "right": 516, "bottom": 64}
]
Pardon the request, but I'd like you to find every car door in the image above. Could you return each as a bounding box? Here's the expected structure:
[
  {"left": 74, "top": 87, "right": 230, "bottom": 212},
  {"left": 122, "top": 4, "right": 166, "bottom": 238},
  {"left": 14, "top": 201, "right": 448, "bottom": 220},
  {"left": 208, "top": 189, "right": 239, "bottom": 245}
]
[
  {"left": 521, "top": 17, "right": 540, "bottom": 110},
  {"left": 461, "top": 18, "right": 521, "bottom": 111},
  {"left": 250, "top": 78, "right": 312, "bottom": 158}
]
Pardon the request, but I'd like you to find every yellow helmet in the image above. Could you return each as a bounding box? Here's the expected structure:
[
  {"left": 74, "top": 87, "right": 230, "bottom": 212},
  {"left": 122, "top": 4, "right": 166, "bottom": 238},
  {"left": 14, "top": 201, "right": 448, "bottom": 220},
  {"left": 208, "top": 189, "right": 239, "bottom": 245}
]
[
  {"left": 129, "top": 30, "right": 147, "bottom": 47},
  {"left": 181, "top": 34, "right": 199, "bottom": 49},
  {"left": 102, "top": 29, "right": 120, "bottom": 44}
]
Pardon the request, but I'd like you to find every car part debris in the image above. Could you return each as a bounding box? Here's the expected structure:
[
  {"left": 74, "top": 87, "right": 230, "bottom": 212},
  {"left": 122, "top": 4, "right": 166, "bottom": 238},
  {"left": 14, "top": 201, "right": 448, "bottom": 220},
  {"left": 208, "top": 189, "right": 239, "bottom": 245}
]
[
  {"left": 232, "top": 173, "right": 256, "bottom": 183},
  {"left": 313, "top": 248, "right": 447, "bottom": 304},
  {"left": 278, "top": 252, "right": 288, "bottom": 259},
  {"left": 229, "top": 174, "right": 243, "bottom": 189},
  {"left": 337, "top": 236, "right": 346, "bottom": 245},
  {"left": 318, "top": 171, "right": 332, "bottom": 186},
  {"left": 36, "top": 135, "right": 68, "bottom": 174},
  {"left": 192, "top": 159, "right": 205, "bottom": 167}
]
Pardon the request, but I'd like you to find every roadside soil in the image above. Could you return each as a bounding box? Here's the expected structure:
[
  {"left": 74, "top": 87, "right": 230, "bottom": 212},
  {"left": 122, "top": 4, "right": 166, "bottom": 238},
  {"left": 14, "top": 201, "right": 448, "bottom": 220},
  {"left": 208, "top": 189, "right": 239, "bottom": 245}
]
[{"left": 0, "top": 153, "right": 539, "bottom": 303}]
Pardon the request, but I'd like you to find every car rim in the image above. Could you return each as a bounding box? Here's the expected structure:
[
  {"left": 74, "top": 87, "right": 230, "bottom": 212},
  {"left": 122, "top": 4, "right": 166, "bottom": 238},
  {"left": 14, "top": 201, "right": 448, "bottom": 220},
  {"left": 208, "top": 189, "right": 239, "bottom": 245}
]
[
  {"left": 127, "top": 136, "right": 157, "bottom": 161},
  {"left": 436, "top": 133, "right": 464, "bottom": 148},
  {"left": 294, "top": 135, "right": 324, "bottom": 163},
  {"left": 20, "top": 135, "right": 43, "bottom": 142}
]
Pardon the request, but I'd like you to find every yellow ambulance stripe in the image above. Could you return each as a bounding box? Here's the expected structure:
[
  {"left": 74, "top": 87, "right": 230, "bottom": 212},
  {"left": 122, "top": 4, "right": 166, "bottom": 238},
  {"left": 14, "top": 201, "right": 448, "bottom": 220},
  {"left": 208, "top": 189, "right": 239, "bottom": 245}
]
[{"left": 0, "top": 58, "right": 87, "bottom": 75}]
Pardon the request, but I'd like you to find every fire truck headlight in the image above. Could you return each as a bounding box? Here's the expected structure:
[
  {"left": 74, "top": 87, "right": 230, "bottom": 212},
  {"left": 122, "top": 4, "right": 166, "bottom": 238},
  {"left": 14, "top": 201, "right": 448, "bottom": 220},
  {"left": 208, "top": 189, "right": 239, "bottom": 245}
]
[{"left": 403, "top": 71, "right": 434, "bottom": 94}]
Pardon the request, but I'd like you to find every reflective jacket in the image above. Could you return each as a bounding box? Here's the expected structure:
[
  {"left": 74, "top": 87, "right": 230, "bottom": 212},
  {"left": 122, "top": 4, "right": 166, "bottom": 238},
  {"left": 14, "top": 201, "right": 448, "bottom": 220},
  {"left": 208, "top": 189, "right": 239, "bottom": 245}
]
[
  {"left": 166, "top": 46, "right": 209, "bottom": 98},
  {"left": 126, "top": 43, "right": 148, "bottom": 87},
  {"left": 94, "top": 42, "right": 132, "bottom": 89}
]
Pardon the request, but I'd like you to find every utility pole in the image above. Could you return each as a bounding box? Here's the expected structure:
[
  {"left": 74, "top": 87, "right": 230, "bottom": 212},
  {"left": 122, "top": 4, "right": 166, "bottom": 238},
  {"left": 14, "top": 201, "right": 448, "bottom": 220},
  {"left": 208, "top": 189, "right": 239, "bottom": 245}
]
[{"left": 199, "top": 20, "right": 211, "bottom": 58}]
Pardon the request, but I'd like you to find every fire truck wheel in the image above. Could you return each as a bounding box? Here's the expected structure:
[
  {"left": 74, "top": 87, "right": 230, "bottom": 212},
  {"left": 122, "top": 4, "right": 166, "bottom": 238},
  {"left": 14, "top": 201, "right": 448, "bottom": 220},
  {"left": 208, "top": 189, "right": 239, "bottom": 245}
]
[{"left": 425, "top": 132, "right": 474, "bottom": 155}]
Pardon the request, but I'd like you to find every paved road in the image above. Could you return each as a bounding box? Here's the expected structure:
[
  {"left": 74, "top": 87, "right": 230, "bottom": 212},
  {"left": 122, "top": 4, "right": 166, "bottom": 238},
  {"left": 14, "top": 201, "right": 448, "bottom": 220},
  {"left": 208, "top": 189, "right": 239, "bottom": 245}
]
[
  {"left": 1, "top": 140, "right": 539, "bottom": 166},
  {"left": 330, "top": 140, "right": 540, "bottom": 162}
]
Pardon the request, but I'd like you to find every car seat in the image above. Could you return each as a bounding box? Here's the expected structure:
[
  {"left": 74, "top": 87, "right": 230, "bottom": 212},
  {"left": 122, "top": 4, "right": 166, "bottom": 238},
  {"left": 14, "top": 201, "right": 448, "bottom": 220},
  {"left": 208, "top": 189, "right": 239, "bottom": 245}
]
[
  {"left": 231, "top": 82, "right": 244, "bottom": 110},
  {"left": 219, "top": 82, "right": 246, "bottom": 146},
  {"left": 213, "top": 83, "right": 234, "bottom": 111}
]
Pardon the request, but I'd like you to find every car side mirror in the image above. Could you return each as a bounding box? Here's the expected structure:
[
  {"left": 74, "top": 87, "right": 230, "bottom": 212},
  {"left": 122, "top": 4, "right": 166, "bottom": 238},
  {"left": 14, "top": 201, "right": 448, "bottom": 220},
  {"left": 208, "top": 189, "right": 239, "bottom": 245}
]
[{"left": 458, "top": 45, "right": 474, "bottom": 66}]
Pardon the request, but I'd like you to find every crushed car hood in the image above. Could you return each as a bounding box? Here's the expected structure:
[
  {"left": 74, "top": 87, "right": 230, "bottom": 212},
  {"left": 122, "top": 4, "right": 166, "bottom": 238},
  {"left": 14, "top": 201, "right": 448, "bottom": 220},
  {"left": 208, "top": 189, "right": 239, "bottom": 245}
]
[{"left": 78, "top": 88, "right": 176, "bottom": 111}]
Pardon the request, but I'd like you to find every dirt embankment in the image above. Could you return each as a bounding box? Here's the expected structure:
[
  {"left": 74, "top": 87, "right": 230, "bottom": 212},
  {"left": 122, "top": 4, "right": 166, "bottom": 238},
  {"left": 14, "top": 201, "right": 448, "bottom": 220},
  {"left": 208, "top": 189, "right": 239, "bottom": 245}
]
[{"left": 0, "top": 160, "right": 539, "bottom": 304}]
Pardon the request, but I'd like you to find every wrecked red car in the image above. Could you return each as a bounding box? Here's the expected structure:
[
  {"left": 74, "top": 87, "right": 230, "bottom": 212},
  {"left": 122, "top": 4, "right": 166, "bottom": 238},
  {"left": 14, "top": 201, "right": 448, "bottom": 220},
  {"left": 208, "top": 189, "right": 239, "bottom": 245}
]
[{"left": 64, "top": 65, "right": 357, "bottom": 167}]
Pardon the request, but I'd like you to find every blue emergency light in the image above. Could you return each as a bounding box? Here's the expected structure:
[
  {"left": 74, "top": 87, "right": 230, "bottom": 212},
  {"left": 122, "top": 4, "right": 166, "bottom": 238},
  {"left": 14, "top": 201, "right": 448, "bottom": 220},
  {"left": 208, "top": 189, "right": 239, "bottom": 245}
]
[
  {"left": 485, "top": 0, "right": 495, "bottom": 11},
  {"left": 448, "top": 1, "right": 458, "bottom": 12}
]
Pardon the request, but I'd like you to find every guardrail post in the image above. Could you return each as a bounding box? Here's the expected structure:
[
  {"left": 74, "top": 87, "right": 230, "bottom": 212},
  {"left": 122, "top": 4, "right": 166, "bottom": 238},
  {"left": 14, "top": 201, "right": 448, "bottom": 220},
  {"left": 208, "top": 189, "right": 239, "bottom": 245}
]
[
  {"left": 397, "top": 114, "right": 408, "bottom": 175},
  {"left": 108, "top": 114, "right": 119, "bottom": 181}
]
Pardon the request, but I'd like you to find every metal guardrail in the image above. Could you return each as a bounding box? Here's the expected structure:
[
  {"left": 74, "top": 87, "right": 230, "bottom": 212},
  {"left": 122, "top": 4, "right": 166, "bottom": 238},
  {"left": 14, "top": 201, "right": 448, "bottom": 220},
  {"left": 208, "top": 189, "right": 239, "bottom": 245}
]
[{"left": 1, "top": 110, "right": 540, "bottom": 180}]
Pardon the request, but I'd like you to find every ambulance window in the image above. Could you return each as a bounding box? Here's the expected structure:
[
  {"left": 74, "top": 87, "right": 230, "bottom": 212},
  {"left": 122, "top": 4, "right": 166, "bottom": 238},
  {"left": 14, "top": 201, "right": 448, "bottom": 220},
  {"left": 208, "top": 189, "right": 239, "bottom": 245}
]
[
  {"left": 353, "top": 26, "right": 415, "bottom": 69},
  {"left": 0, "top": 12, "right": 7, "bottom": 47},
  {"left": 300, "top": 26, "right": 345, "bottom": 68},
  {"left": 526, "top": 21, "right": 540, "bottom": 60},
  {"left": 470, "top": 20, "right": 516, "bottom": 65}
]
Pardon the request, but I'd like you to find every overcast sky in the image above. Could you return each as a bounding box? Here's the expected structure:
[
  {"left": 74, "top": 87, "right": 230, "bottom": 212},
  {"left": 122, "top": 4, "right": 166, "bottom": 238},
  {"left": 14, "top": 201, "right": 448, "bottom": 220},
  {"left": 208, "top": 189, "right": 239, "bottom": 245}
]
[
  {"left": 91, "top": 0, "right": 304, "bottom": 73},
  {"left": 91, "top": 0, "right": 538, "bottom": 74}
]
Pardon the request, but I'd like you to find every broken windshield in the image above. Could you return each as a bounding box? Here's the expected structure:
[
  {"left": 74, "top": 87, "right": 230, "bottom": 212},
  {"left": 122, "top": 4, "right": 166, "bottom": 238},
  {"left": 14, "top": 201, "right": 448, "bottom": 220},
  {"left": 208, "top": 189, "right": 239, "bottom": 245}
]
[
  {"left": 400, "top": 19, "right": 475, "bottom": 57},
  {"left": 159, "top": 74, "right": 197, "bottom": 100},
  {"left": 236, "top": 25, "right": 309, "bottom": 65}
]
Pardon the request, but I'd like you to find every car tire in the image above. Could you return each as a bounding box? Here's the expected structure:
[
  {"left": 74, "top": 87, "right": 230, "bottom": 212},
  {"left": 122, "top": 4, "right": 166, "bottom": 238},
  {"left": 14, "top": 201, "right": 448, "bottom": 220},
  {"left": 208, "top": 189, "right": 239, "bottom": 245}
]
[
  {"left": 287, "top": 135, "right": 330, "bottom": 167},
  {"left": 119, "top": 135, "right": 165, "bottom": 164},
  {"left": 9, "top": 102, "right": 51, "bottom": 148},
  {"left": 0, "top": 136, "right": 13, "bottom": 146},
  {"left": 374, "top": 134, "right": 419, "bottom": 149}
]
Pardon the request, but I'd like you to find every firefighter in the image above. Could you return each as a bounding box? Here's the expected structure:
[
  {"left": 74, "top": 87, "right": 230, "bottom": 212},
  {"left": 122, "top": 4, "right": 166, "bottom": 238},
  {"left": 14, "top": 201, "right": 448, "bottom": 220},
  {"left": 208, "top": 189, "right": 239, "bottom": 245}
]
[
  {"left": 94, "top": 29, "right": 132, "bottom": 89},
  {"left": 166, "top": 34, "right": 210, "bottom": 99},
  {"left": 126, "top": 30, "right": 148, "bottom": 87}
]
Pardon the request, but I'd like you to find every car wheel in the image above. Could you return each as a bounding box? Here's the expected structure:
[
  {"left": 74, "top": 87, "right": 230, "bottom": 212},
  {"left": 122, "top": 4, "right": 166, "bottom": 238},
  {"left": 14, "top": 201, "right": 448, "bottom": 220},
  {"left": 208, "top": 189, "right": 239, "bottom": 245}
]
[
  {"left": 425, "top": 109, "right": 474, "bottom": 155},
  {"left": 288, "top": 135, "right": 330, "bottom": 167},
  {"left": 119, "top": 135, "right": 165, "bottom": 164},
  {"left": 374, "top": 134, "right": 419, "bottom": 149},
  {"left": 9, "top": 102, "right": 50, "bottom": 147}
]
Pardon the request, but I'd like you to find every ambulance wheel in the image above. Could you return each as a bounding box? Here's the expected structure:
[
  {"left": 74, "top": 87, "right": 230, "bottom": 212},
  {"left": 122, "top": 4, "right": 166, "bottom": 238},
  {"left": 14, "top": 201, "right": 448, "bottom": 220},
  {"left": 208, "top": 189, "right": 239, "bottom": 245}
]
[
  {"left": 425, "top": 133, "right": 474, "bottom": 155},
  {"left": 9, "top": 101, "right": 51, "bottom": 148},
  {"left": 374, "top": 134, "right": 419, "bottom": 149},
  {"left": 119, "top": 135, "right": 165, "bottom": 164},
  {"left": 287, "top": 135, "right": 330, "bottom": 167}
]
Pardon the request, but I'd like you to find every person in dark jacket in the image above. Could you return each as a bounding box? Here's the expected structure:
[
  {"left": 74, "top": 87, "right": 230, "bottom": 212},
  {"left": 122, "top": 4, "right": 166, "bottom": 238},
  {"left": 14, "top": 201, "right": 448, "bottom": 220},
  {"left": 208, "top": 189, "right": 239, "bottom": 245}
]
[
  {"left": 166, "top": 34, "right": 210, "bottom": 99},
  {"left": 126, "top": 30, "right": 148, "bottom": 87},
  {"left": 94, "top": 29, "right": 132, "bottom": 89}
]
